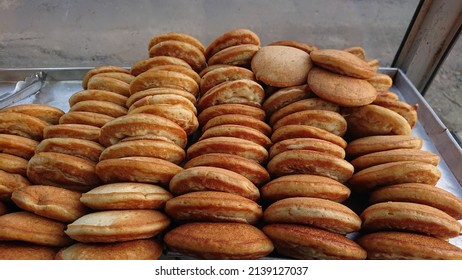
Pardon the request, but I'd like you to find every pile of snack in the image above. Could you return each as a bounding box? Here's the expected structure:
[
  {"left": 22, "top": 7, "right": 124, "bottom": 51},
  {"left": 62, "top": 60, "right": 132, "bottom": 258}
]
[{"left": 1, "top": 28, "right": 462, "bottom": 260}]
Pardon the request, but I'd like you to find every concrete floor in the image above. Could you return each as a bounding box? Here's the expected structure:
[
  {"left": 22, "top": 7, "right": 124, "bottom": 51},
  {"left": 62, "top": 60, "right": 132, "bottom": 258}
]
[{"left": 0, "top": 0, "right": 460, "bottom": 135}]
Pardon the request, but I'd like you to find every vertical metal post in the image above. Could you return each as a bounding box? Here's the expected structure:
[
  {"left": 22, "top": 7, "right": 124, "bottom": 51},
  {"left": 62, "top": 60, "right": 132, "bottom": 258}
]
[{"left": 392, "top": 0, "right": 462, "bottom": 95}]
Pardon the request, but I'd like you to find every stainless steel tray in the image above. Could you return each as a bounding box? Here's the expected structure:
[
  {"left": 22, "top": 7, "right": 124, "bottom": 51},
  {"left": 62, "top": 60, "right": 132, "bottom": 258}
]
[{"left": 1, "top": 67, "right": 461, "bottom": 252}]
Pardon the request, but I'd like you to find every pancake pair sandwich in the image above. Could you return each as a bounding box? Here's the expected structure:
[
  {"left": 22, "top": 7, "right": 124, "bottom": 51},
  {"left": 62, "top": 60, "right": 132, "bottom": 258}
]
[
  {"left": 59, "top": 66, "right": 133, "bottom": 128},
  {"left": 344, "top": 135, "right": 462, "bottom": 259},
  {"left": 127, "top": 33, "right": 208, "bottom": 137}
]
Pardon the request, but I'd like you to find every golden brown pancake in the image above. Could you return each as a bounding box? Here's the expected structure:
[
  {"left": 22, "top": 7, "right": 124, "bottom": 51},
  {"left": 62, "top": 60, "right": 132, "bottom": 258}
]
[
  {"left": 164, "top": 222, "right": 273, "bottom": 260},
  {"left": 263, "top": 224, "right": 366, "bottom": 260}
]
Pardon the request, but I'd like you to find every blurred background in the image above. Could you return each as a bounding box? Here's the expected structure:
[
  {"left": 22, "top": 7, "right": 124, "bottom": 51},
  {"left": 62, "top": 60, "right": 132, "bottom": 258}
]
[{"left": 0, "top": 0, "right": 460, "bottom": 136}]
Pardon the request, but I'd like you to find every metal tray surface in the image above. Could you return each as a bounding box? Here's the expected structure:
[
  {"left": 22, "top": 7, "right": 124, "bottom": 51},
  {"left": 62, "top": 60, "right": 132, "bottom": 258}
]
[{"left": 1, "top": 67, "right": 461, "bottom": 252}]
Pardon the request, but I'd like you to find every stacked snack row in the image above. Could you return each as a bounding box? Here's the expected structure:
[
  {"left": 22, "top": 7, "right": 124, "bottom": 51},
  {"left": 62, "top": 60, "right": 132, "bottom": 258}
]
[
  {"left": 162, "top": 29, "right": 274, "bottom": 259},
  {"left": 56, "top": 33, "right": 209, "bottom": 259},
  {"left": 247, "top": 44, "right": 364, "bottom": 259},
  {"left": 345, "top": 135, "right": 462, "bottom": 259},
  {"left": 305, "top": 47, "right": 462, "bottom": 259},
  {"left": 0, "top": 104, "right": 78, "bottom": 259}
]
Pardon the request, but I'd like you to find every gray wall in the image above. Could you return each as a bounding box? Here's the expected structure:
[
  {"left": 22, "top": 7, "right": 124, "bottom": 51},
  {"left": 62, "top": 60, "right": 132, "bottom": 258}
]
[{"left": 0, "top": 0, "right": 418, "bottom": 68}]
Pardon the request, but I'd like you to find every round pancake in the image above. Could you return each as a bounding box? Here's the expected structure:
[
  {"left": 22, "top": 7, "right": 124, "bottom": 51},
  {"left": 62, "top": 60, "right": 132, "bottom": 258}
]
[
  {"left": 0, "top": 211, "right": 73, "bottom": 246},
  {"left": 260, "top": 174, "right": 351, "bottom": 203},
  {"left": 129, "top": 69, "right": 199, "bottom": 96},
  {"left": 2, "top": 104, "right": 64, "bottom": 125},
  {"left": 43, "top": 124, "right": 101, "bottom": 142},
  {"left": 196, "top": 79, "right": 265, "bottom": 112},
  {"left": 148, "top": 32, "right": 205, "bottom": 53},
  {"left": 199, "top": 124, "right": 272, "bottom": 149},
  {"left": 202, "top": 113, "right": 271, "bottom": 136},
  {"left": 87, "top": 75, "right": 130, "bottom": 97},
  {"left": 99, "top": 113, "right": 187, "bottom": 148},
  {"left": 262, "top": 84, "right": 314, "bottom": 117},
  {"left": 169, "top": 166, "right": 260, "bottom": 201},
  {"left": 82, "top": 65, "right": 129, "bottom": 89},
  {"left": 27, "top": 152, "right": 100, "bottom": 192},
  {"left": 310, "top": 49, "right": 375, "bottom": 78},
  {"left": 165, "top": 191, "right": 262, "bottom": 224},
  {"left": 164, "top": 222, "right": 273, "bottom": 260},
  {"left": 0, "top": 241, "right": 58, "bottom": 260},
  {"left": 69, "top": 89, "right": 128, "bottom": 107},
  {"left": 263, "top": 224, "right": 366, "bottom": 260},
  {"left": 372, "top": 99, "right": 418, "bottom": 128},
  {"left": 0, "top": 134, "right": 39, "bottom": 159},
  {"left": 357, "top": 231, "right": 462, "bottom": 260},
  {"left": 80, "top": 182, "right": 173, "bottom": 210},
  {"left": 0, "top": 112, "right": 48, "bottom": 141},
  {"left": 271, "top": 125, "right": 347, "bottom": 149},
  {"left": 272, "top": 109, "right": 347, "bottom": 137},
  {"left": 251, "top": 45, "right": 313, "bottom": 87},
  {"left": 264, "top": 197, "right": 361, "bottom": 234},
  {"left": 0, "top": 153, "right": 28, "bottom": 176},
  {"left": 205, "top": 28, "right": 260, "bottom": 59},
  {"left": 345, "top": 135, "right": 423, "bottom": 158},
  {"left": 348, "top": 161, "right": 441, "bottom": 193},
  {"left": 267, "top": 150, "right": 354, "bottom": 183},
  {"left": 374, "top": 91, "right": 400, "bottom": 102},
  {"left": 350, "top": 148, "right": 440, "bottom": 171},
  {"left": 129, "top": 93, "right": 196, "bottom": 114},
  {"left": 307, "top": 67, "right": 377, "bottom": 107},
  {"left": 96, "top": 156, "right": 183, "bottom": 186},
  {"left": 269, "top": 98, "right": 340, "bottom": 126},
  {"left": 0, "top": 170, "right": 30, "bottom": 200},
  {"left": 269, "top": 137, "right": 346, "bottom": 160},
  {"left": 99, "top": 139, "right": 185, "bottom": 164},
  {"left": 130, "top": 56, "right": 192, "bottom": 76},
  {"left": 148, "top": 40, "right": 206, "bottom": 72},
  {"left": 126, "top": 87, "right": 197, "bottom": 108},
  {"left": 186, "top": 136, "right": 269, "bottom": 164},
  {"left": 360, "top": 202, "right": 462, "bottom": 239},
  {"left": 144, "top": 64, "right": 201, "bottom": 84},
  {"left": 344, "top": 104, "right": 412, "bottom": 139},
  {"left": 367, "top": 73, "right": 393, "bottom": 93},
  {"left": 65, "top": 210, "right": 170, "bottom": 243},
  {"left": 35, "top": 137, "right": 105, "bottom": 162},
  {"left": 69, "top": 100, "right": 128, "bottom": 118},
  {"left": 200, "top": 66, "right": 255, "bottom": 95},
  {"left": 11, "top": 185, "right": 90, "bottom": 223},
  {"left": 198, "top": 103, "right": 266, "bottom": 125},
  {"left": 128, "top": 104, "right": 199, "bottom": 135},
  {"left": 368, "top": 183, "right": 462, "bottom": 219},
  {"left": 59, "top": 111, "right": 115, "bottom": 128},
  {"left": 183, "top": 153, "right": 270, "bottom": 187},
  {"left": 56, "top": 239, "right": 163, "bottom": 260},
  {"left": 199, "top": 64, "right": 234, "bottom": 77},
  {"left": 91, "top": 72, "right": 135, "bottom": 85},
  {"left": 207, "top": 44, "right": 260, "bottom": 68}
]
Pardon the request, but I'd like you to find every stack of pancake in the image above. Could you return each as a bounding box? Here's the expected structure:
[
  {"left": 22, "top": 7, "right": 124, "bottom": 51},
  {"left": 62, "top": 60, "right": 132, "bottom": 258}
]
[
  {"left": 248, "top": 44, "right": 364, "bottom": 259},
  {"left": 0, "top": 104, "right": 79, "bottom": 259},
  {"left": 345, "top": 135, "right": 462, "bottom": 259},
  {"left": 60, "top": 66, "right": 132, "bottom": 127},
  {"left": 162, "top": 30, "right": 274, "bottom": 260}
]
